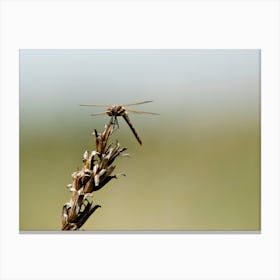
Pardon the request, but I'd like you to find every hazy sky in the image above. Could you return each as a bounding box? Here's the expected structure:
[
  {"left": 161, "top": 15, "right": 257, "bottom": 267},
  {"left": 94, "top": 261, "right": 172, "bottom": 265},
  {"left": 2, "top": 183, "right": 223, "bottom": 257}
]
[
  {"left": 20, "top": 49, "right": 260, "bottom": 118},
  {"left": 19, "top": 49, "right": 261, "bottom": 149}
]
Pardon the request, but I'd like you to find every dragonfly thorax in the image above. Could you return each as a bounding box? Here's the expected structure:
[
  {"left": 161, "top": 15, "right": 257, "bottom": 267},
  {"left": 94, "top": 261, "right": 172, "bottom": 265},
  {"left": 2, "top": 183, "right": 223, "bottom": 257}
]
[{"left": 106, "top": 105, "right": 127, "bottom": 117}]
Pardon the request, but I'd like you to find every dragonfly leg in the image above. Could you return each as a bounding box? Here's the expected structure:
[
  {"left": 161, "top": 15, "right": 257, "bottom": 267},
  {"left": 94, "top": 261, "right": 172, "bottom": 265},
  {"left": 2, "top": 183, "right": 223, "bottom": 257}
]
[
  {"left": 109, "top": 116, "right": 114, "bottom": 126},
  {"left": 109, "top": 116, "right": 119, "bottom": 131},
  {"left": 115, "top": 117, "right": 119, "bottom": 129}
]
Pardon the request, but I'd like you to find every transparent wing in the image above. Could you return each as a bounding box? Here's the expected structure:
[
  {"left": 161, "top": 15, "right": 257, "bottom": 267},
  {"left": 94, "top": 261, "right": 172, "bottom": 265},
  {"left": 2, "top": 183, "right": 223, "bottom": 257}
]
[
  {"left": 80, "top": 100, "right": 154, "bottom": 107},
  {"left": 126, "top": 109, "right": 159, "bottom": 115},
  {"left": 122, "top": 100, "right": 153, "bottom": 107},
  {"left": 90, "top": 112, "right": 107, "bottom": 116},
  {"left": 80, "top": 104, "right": 110, "bottom": 107}
]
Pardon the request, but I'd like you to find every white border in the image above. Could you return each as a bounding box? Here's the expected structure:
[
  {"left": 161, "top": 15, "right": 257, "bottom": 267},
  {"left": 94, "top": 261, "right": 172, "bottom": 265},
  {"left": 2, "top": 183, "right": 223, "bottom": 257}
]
[{"left": 0, "top": 1, "right": 279, "bottom": 279}]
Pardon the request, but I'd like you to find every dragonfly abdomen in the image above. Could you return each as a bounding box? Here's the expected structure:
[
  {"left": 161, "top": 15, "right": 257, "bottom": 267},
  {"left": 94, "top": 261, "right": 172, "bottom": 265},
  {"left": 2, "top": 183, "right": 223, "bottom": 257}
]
[{"left": 122, "top": 114, "right": 143, "bottom": 145}]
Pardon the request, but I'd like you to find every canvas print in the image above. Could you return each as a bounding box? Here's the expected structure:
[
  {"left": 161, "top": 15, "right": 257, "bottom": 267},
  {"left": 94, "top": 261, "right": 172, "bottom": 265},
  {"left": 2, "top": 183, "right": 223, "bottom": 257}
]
[{"left": 19, "top": 49, "right": 260, "bottom": 231}]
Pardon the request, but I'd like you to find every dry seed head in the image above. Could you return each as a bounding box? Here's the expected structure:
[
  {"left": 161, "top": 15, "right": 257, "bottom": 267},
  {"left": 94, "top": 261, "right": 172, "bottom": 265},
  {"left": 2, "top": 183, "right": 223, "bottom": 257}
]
[{"left": 61, "top": 123, "right": 128, "bottom": 230}]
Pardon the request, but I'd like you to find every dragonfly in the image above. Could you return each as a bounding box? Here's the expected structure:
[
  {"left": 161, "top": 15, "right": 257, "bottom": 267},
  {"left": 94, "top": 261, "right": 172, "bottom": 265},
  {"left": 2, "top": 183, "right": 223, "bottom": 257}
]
[{"left": 80, "top": 100, "right": 159, "bottom": 145}]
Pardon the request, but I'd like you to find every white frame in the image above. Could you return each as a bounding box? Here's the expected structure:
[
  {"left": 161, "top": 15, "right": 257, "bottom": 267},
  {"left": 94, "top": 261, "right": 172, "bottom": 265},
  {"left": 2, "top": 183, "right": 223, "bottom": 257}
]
[{"left": 0, "top": 1, "right": 279, "bottom": 279}]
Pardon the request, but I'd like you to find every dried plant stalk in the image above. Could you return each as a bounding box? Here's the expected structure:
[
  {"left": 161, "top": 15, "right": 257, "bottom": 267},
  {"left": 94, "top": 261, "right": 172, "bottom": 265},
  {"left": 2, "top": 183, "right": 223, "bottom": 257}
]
[{"left": 61, "top": 123, "right": 128, "bottom": 230}]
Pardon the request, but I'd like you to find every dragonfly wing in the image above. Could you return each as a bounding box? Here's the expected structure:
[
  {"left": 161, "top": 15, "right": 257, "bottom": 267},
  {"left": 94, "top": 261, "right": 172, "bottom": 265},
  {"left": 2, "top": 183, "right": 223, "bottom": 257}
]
[
  {"left": 90, "top": 112, "right": 107, "bottom": 116},
  {"left": 122, "top": 100, "right": 153, "bottom": 107},
  {"left": 80, "top": 104, "right": 110, "bottom": 107},
  {"left": 126, "top": 109, "right": 159, "bottom": 115}
]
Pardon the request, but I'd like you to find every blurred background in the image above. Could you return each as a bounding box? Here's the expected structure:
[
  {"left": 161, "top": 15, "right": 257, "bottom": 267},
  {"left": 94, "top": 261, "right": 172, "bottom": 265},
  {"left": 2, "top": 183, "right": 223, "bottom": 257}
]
[{"left": 19, "top": 49, "right": 260, "bottom": 231}]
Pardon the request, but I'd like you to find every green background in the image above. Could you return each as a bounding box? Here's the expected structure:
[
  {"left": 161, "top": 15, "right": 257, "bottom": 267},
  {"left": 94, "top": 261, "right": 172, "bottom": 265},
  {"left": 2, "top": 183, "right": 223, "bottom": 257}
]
[{"left": 20, "top": 50, "right": 260, "bottom": 231}]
